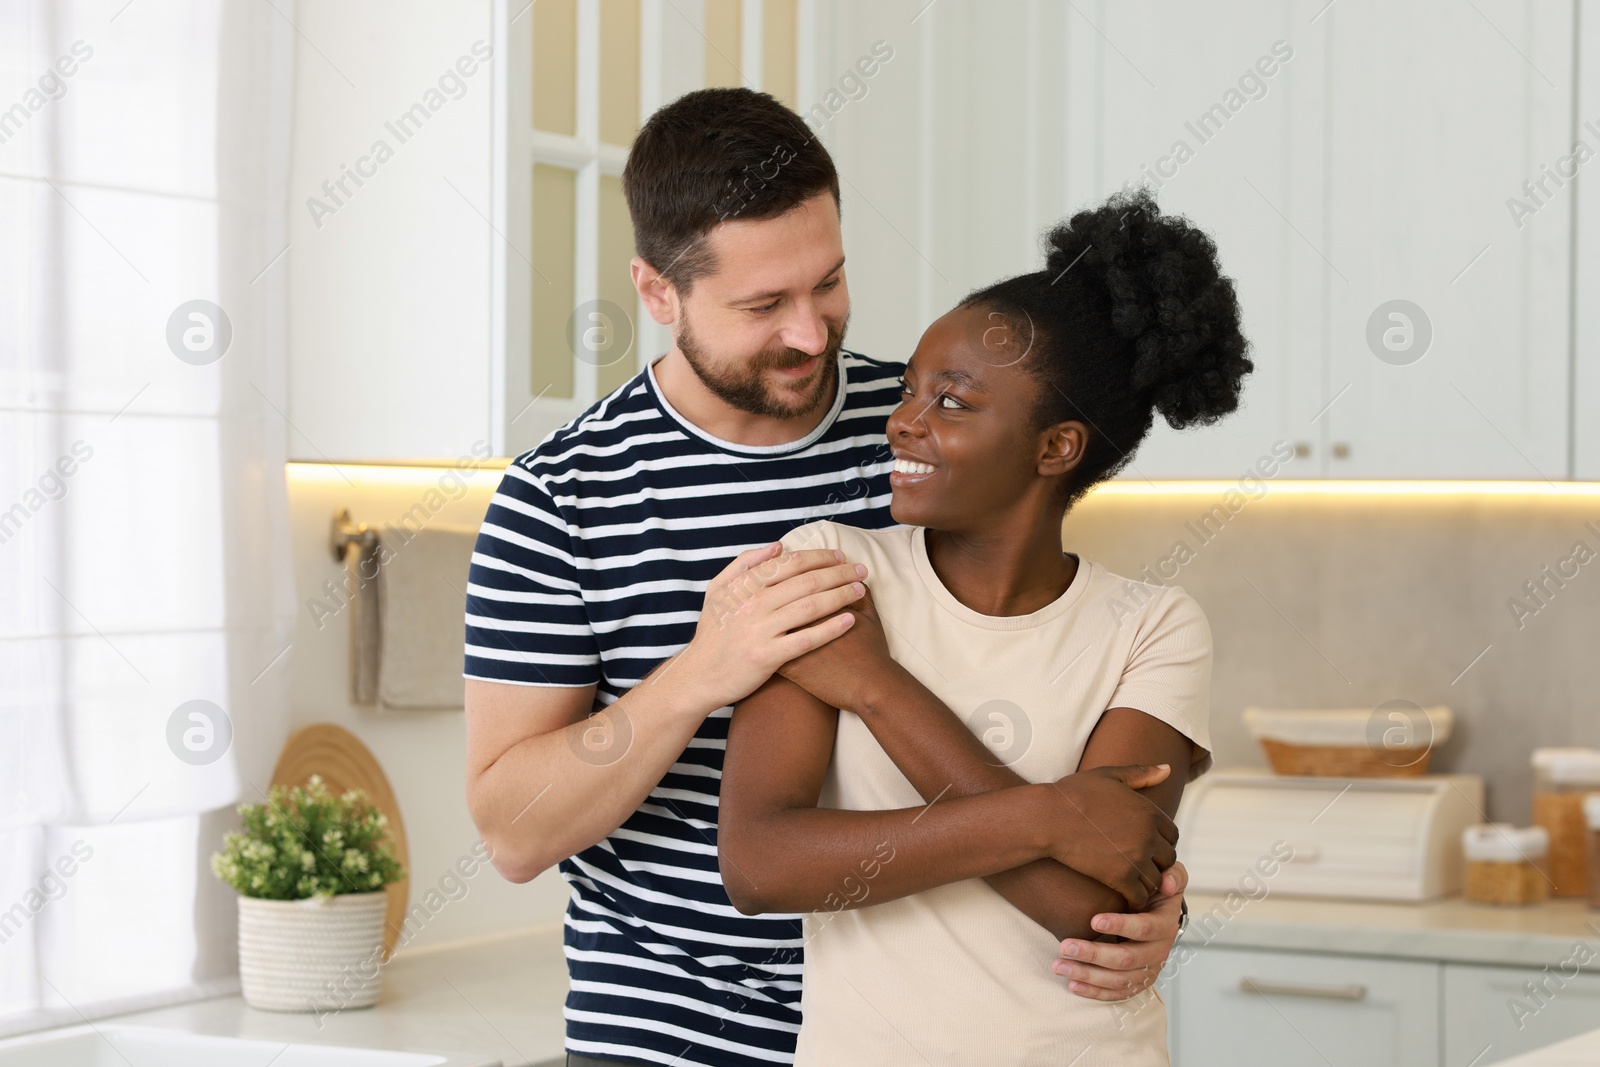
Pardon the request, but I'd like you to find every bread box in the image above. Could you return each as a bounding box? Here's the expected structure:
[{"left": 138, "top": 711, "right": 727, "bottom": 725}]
[{"left": 1175, "top": 769, "right": 1485, "bottom": 901}]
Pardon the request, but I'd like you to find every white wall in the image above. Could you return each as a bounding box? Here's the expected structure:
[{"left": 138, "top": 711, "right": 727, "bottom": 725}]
[{"left": 285, "top": 462, "right": 571, "bottom": 949}]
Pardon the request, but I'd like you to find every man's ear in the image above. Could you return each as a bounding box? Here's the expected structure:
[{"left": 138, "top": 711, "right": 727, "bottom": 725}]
[
  {"left": 633, "top": 256, "right": 678, "bottom": 326},
  {"left": 1038, "top": 421, "right": 1088, "bottom": 478}
]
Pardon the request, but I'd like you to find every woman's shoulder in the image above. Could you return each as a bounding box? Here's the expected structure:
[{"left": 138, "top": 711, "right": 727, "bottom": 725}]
[
  {"left": 780, "top": 520, "right": 911, "bottom": 557},
  {"left": 1083, "top": 562, "right": 1210, "bottom": 635}
]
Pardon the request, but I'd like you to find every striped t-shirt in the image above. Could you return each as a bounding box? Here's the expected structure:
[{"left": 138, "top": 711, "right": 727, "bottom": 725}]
[{"left": 463, "top": 351, "right": 902, "bottom": 1066}]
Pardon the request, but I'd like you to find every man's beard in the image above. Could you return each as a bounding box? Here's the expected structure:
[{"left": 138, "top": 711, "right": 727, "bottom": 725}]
[{"left": 676, "top": 309, "right": 847, "bottom": 420}]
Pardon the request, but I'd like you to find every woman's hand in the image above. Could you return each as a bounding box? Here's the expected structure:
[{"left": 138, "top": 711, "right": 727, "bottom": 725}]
[
  {"left": 1053, "top": 862, "right": 1188, "bottom": 1000},
  {"left": 776, "top": 582, "right": 900, "bottom": 713},
  {"left": 1037, "top": 764, "right": 1178, "bottom": 908}
]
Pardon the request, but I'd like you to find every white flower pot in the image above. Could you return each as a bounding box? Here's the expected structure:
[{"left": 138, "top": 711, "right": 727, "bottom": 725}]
[{"left": 236, "top": 891, "right": 388, "bottom": 1012}]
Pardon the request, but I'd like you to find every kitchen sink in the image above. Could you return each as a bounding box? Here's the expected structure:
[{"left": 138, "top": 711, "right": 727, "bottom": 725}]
[{"left": 0, "top": 1025, "right": 453, "bottom": 1066}]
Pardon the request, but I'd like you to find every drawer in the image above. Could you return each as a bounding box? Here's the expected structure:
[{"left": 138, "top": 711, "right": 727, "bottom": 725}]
[
  {"left": 1443, "top": 962, "right": 1600, "bottom": 1066},
  {"left": 1169, "top": 946, "right": 1439, "bottom": 1067}
]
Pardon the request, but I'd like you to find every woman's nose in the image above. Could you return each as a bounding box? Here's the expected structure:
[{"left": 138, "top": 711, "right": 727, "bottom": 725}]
[{"left": 886, "top": 400, "right": 923, "bottom": 439}]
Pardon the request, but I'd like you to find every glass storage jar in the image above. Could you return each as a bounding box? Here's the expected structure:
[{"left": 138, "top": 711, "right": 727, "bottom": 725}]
[
  {"left": 1586, "top": 793, "right": 1600, "bottom": 910},
  {"left": 1531, "top": 748, "right": 1600, "bottom": 898}
]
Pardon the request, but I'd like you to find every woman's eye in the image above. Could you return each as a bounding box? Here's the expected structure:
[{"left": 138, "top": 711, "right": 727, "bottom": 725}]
[{"left": 937, "top": 393, "right": 963, "bottom": 410}]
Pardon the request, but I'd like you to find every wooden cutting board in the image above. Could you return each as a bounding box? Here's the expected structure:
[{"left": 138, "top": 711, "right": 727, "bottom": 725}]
[{"left": 271, "top": 723, "right": 409, "bottom": 960}]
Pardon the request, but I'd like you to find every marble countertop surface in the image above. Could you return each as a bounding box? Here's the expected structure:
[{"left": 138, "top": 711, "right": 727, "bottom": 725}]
[
  {"left": 86, "top": 925, "right": 569, "bottom": 1067},
  {"left": 1497, "top": 1025, "right": 1600, "bottom": 1065},
  {"left": 1181, "top": 891, "right": 1600, "bottom": 968},
  {"left": 16, "top": 893, "right": 1598, "bottom": 1064}
]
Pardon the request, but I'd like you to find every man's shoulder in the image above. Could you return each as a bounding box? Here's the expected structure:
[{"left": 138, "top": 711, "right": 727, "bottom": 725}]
[
  {"left": 823, "top": 351, "right": 903, "bottom": 435},
  {"left": 506, "top": 370, "right": 660, "bottom": 475},
  {"left": 841, "top": 349, "right": 904, "bottom": 373},
  {"left": 840, "top": 350, "right": 904, "bottom": 391}
]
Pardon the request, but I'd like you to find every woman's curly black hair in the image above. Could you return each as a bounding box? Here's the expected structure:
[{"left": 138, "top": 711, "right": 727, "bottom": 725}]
[{"left": 961, "top": 186, "right": 1254, "bottom": 507}]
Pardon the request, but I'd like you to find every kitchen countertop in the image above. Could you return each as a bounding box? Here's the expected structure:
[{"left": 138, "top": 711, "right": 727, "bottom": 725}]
[
  {"left": 1181, "top": 891, "right": 1600, "bottom": 968},
  {"left": 32, "top": 893, "right": 1600, "bottom": 1064},
  {"left": 1498, "top": 1025, "right": 1600, "bottom": 1065},
  {"left": 91, "top": 925, "right": 569, "bottom": 1067}
]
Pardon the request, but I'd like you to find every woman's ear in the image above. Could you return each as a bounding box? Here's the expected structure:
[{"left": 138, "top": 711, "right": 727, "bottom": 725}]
[
  {"left": 633, "top": 256, "right": 679, "bottom": 326},
  {"left": 1038, "top": 421, "right": 1088, "bottom": 478}
]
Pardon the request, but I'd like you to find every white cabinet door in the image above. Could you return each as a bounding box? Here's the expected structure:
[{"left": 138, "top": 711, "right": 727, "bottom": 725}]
[
  {"left": 286, "top": 0, "right": 498, "bottom": 462},
  {"left": 1320, "top": 0, "right": 1574, "bottom": 479},
  {"left": 1068, "top": 0, "right": 1577, "bottom": 479},
  {"left": 1573, "top": 3, "right": 1600, "bottom": 481},
  {"left": 1443, "top": 963, "right": 1600, "bottom": 1067},
  {"left": 1076, "top": 2, "right": 1325, "bottom": 481},
  {"left": 1170, "top": 947, "right": 1440, "bottom": 1067}
]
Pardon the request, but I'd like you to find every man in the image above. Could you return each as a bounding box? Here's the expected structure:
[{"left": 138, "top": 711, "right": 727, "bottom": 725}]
[{"left": 463, "top": 87, "right": 1187, "bottom": 1067}]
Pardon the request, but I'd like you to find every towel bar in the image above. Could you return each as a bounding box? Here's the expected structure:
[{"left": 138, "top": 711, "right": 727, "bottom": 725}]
[{"left": 329, "top": 507, "right": 378, "bottom": 563}]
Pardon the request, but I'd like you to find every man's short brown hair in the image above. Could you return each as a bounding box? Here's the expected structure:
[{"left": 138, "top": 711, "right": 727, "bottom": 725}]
[{"left": 621, "top": 87, "right": 841, "bottom": 293}]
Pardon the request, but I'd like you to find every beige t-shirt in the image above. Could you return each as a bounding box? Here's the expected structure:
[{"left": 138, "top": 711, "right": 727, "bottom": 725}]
[{"left": 777, "top": 520, "right": 1213, "bottom": 1067}]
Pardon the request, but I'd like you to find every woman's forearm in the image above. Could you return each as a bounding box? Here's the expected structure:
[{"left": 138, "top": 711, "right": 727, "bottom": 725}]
[
  {"left": 854, "top": 664, "right": 1132, "bottom": 936},
  {"left": 719, "top": 785, "right": 1049, "bottom": 915},
  {"left": 987, "top": 859, "right": 1128, "bottom": 942},
  {"left": 856, "top": 662, "right": 1030, "bottom": 795}
]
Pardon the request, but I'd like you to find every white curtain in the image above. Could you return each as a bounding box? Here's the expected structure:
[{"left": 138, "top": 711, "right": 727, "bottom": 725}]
[{"left": 0, "top": 0, "right": 295, "bottom": 1036}]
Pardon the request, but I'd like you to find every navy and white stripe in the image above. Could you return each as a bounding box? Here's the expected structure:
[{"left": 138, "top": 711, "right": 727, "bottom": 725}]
[{"left": 464, "top": 352, "right": 902, "bottom": 1066}]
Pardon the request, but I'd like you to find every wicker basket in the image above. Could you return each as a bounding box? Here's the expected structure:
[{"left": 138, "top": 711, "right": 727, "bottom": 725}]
[
  {"left": 1258, "top": 737, "right": 1432, "bottom": 778},
  {"left": 237, "top": 891, "right": 388, "bottom": 1012},
  {"left": 1244, "top": 706, "right": 1452, "bottom": 779}
]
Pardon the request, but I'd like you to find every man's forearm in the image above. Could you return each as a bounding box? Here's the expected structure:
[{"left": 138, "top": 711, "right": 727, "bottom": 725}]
[
  {"left": 852, "top": 664, "right": 1135, "bottom": 936},
  {"left": 473, "top": 658, "right": 715, "bottom": 881}
]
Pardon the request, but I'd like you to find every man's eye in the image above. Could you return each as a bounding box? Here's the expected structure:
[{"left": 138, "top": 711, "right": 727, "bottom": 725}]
[
  {"left": 749, "top": 301, "right": 779, "bottom": 314},
  {"left": 938, "top": 393, "right": 964, "bottom": 410},
  {"left": 818, "top": 278, "right": 841, "bottom": 291}
]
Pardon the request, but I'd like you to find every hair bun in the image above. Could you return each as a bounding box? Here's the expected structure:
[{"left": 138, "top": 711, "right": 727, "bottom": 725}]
[{"left": 1044, "top": 186, "right": 1252, "bottom": 429}]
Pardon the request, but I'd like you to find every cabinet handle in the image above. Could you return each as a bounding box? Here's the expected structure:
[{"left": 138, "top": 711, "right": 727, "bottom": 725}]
[
  {"left": 1293, "top": 441, "right": 1311, "bottom": 458},
  {"left": 1331, "top": 442, "right": 1350, "bottom": 459},
  {"left": 1239, "top": 977, "right": 1367, "bottom": 1001}
]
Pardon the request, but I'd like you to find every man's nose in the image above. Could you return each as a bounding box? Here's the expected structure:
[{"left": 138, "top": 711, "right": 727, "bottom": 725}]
[{"left": 780, "top": 299, "right": 829, "bottom": 355}]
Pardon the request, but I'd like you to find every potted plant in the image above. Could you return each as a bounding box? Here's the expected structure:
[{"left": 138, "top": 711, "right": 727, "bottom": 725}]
[{"left": 211, "top": 774, "right": 406, "bottom": 1012}]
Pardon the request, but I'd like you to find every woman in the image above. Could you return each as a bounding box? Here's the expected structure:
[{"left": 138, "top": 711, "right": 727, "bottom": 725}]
[{"left": 717, "top": 188, "right": 1252, "bottom": 1065}]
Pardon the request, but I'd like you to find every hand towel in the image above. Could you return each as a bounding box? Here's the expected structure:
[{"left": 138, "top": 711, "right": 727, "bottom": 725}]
[
  {"left": 347, "top": 539, "right": 382, "bottom": 705},
  {"left": 374, "top": 523, "right": 479, "bottom": 711}
]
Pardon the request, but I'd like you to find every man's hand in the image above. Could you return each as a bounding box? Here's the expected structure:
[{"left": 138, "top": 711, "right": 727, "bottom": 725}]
[
  {"left": 1038, "top": 764, "right": 1178, "bottom": 908},
  {"left": 1053, "top": 861, "right": 1188, "bottom": 1000},
  {"left": 776, "top": 583, "right": 898, "bottom": 713},
  {"left": 673, "top": 543, "right": 867, "bottom": 712}
]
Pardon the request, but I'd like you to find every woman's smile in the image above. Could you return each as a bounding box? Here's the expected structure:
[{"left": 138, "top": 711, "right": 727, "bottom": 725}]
[{"left": 889, "top": 451, "right": 939, "bottom": 487}]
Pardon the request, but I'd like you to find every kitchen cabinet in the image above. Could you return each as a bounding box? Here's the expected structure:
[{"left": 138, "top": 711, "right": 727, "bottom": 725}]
[
  {"left": 1065, "top": 0, "right": 1576, "bottom": 480},
  {"left": 1076, "top": 2, "right": 1326, "bottom": 481},
  {"left": 1443, "top": 963, "right": 1600, "bottom": 1067},
  {"left": 290, "top": 1, "right": 1591, "bottom": 475},
  {"left": 285, "top": 0, "right": 498, "bottom": 463},
  {"left": 1167, "top": 946, "right": 1439, "bottom": 1067},
  {"left": 1166, "top": 946, "right": 1600, "bottom": 1067},
  {"left": 284, "top": 0, "right": 819, "bottom": 462},
  {"left": 1574, "top": 7, "right": 1600, "bottom": 481},
  {"left": 1319, "top": 0, "right": 1573, "bottom": 480}
]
